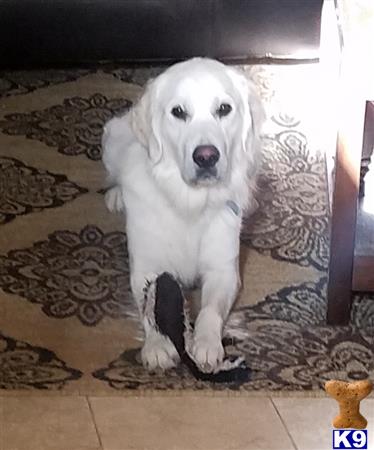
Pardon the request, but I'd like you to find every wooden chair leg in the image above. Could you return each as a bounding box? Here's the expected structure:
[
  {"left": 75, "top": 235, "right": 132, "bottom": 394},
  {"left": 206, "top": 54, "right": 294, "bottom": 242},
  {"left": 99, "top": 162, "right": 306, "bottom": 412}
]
[{"left": 327, "top": 99, "right": 366, "bottom": 325}]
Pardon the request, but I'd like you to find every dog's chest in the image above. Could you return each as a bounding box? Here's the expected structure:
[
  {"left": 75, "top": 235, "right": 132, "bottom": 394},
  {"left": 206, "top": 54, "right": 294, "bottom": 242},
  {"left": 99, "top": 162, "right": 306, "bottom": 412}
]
[
  {"left": 159, "top": 215, "right": 204, "bottom": 281},
  {"left": 126, "top": 203, "right": 205, "bottom": 279}
]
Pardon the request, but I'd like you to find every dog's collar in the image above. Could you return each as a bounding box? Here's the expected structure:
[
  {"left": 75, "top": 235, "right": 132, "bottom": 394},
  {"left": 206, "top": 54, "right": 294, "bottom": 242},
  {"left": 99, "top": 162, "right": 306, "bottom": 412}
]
[{"left": 226, "top": 200, "right": 240, "bottom": 216}]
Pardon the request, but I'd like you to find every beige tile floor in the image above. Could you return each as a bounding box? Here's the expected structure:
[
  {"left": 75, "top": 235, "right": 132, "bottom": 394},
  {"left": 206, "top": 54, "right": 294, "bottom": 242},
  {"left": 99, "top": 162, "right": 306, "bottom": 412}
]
[{"left": 0, "top": 395, "right": 373, "bottom": 450}]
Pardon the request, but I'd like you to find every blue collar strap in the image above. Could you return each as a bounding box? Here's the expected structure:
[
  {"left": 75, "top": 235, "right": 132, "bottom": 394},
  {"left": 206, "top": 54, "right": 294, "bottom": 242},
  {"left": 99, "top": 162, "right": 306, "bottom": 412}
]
[{"left": 226, "top": 200, "right": 240, "bottom": 216}]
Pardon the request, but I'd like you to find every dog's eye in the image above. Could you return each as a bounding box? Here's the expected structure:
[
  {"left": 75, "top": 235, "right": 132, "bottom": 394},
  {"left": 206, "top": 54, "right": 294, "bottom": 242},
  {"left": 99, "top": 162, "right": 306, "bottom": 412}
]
[
  {"left": 216, "top": 103, "right": 232, "bottom": 118},
  {"left": 171, "top": 105, "right": 188, "bottom": 121}
]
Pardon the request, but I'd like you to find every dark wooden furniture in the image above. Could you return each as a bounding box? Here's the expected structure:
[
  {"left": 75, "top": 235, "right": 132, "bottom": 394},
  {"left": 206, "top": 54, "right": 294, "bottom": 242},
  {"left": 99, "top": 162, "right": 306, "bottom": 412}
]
[
  {"left": 327, "top": 101, "right": 374, "bottom": 325},
  {"left": 353, "top": 102, "right": 374, "bottom": 291},
  {"left": 0, "top": 0, "right": 323, "bottom": 68},
  {"left": 326, "top": 0, "right": 374, "bottom": 325}
]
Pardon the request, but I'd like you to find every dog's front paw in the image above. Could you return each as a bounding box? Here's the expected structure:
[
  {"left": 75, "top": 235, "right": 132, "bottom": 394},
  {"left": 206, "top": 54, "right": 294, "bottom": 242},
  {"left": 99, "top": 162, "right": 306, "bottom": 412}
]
[
  {"left": 104, "top": 186, "right": 125, "bottom": 213},
  {"left": 141, "top": 332, "right": 180, "bottom": 371},
  {"left": 191, "top": 333, "right": 224, "bottom": 373}
]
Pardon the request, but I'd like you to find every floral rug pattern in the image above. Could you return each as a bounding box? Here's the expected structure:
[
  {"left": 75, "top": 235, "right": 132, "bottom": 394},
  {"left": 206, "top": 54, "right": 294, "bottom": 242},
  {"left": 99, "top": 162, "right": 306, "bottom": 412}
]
[
  {"left": 0, "top": 94, "right": 132, "bottom": 160},
  {"left": 241, "top": 124, "right": 329, "bottom": 271},
  {"left": 0, "top": 156, "right": 87, "bottom": 224},
  {"left": 0, "top": 332, "right": 82, "bottom": 390},
  {"left": 0, "top": 225, "right": 133, "bottom": 326}
]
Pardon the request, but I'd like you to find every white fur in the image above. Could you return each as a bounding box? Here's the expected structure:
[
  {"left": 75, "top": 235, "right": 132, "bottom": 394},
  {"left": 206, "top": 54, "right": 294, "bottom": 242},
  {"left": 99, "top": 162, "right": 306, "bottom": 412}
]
[{"left": 102, "top": 58, "right": 264, "bottom": 371}]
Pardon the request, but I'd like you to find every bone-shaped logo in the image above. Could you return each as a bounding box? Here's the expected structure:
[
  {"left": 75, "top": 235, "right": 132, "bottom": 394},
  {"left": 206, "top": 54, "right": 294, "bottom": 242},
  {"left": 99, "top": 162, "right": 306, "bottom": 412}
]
[{"left": 325, "top": 379, "right": 373, "bottom": 429}]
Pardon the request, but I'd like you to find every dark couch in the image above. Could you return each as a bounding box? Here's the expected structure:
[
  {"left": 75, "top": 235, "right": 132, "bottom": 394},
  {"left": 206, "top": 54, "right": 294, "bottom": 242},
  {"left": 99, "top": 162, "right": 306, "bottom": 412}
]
[{"left": 0, "top": 0, "right": 324, "bottom": 68}]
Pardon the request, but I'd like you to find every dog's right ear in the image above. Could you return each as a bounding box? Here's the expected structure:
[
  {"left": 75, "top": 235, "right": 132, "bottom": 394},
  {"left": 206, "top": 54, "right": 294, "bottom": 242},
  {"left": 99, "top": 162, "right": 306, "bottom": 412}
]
[{"left": 129, "top": 80, "right": 163, "bottom": 164}]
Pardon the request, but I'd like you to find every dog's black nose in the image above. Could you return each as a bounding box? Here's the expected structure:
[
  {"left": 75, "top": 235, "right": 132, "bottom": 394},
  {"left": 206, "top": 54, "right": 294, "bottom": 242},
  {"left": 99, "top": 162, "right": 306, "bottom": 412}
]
[{"left": 192, "top": 145, "right": 220, "bottom": 169}]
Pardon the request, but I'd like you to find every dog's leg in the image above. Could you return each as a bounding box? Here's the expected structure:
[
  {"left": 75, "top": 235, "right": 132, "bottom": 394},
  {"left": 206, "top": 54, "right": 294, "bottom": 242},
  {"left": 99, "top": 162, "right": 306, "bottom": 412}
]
[
  {"left": 131, "top": 272, "right": 180, "bottom": 371},
  {"left": 101, "top": 116, "right": 132, "bottom": 213},
  {"left": 191, "top": 266, "right": 240, "bottom": 372},
  {"left": 141, "top": 318, "right": 180, "bottom": 371}
]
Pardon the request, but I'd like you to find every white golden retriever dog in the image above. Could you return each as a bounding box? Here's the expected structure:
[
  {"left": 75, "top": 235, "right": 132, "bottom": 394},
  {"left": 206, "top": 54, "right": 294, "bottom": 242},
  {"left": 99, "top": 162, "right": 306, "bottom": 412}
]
[{"left": 102, "top": 58, "right": 264, "bottom": 372}]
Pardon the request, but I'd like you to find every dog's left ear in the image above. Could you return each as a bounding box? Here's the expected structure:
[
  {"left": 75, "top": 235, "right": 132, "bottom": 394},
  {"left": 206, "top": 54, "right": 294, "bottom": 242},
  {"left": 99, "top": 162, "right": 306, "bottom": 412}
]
[
  {"left": 129, "top": 79, "right": 163, "bottom": 164},
  {"left": 228, "top": 69, "right": 265, "bottom": 162},
  {"left": 245, "top": 78, "right": 266, "bottom": 152}
]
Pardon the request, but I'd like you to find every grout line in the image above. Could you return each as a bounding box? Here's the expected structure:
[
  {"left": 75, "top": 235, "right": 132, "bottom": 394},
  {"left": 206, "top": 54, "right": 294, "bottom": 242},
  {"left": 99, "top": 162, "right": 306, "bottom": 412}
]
[
  {"left": 86, "top": 396, "right": 104, "bottom": 450},
  {"left": 270, "top": 397, "right": 298, "bottom": 450}
]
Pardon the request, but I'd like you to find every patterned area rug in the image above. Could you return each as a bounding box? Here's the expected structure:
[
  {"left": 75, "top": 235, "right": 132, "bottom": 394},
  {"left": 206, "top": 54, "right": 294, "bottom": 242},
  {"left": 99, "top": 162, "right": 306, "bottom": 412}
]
[{"left": 0, "top": 63, "right": 373, "bottom": 395}]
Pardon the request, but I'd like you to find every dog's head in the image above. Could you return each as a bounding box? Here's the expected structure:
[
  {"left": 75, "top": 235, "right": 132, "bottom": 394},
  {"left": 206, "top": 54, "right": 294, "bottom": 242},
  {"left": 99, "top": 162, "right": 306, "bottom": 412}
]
[{"left": 130, "top": 58, "right": 264, "bottom": 187}]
